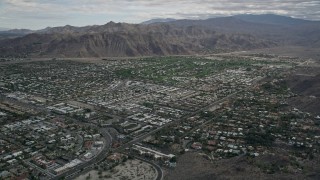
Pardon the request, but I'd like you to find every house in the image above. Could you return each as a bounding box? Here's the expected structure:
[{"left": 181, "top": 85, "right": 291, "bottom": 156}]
[
  {"left": 191, "top": 142, "right": 202, "bottom": 150},
  {"left": 7, "top": 159, "right": 17, "bottom": 165},
  {"left": 206, "top": 146, "right": 215, "bottom": 151},
  {"left": 107, "top": 153, "right": 123, "bottom": 163},
  {"left": 207, "top": 140, "right": 217, "bottom": 146},
  {"left": 83, "top": 152, "right": 93, "bottom": 160},
  {"left": 12, "top": 151, "right": 23, "bottom": 157}
]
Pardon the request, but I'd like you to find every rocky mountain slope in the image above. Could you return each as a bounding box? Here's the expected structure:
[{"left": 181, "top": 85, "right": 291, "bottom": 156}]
[{"left": 0, "top": 14, "right": 319, "bottom": 58}]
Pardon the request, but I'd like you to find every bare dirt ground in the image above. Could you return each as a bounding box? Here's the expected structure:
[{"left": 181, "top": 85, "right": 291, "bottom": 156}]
[
  {"left": 285, "top": 65, "right": 320, "bottom": 115},
  {"left": 288, "top": 96, "right": 320, "bottom": 115},
  {"left": 75, "top": 159, "right": 157, "bottom": 180},
  {"left": 164, "top": 151, "right": 320, "bottom": 180}
]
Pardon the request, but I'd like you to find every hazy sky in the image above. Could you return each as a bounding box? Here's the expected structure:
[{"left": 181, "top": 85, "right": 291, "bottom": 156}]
[{"left": 1, "top": 0, "right": 319, "bottom": 30}]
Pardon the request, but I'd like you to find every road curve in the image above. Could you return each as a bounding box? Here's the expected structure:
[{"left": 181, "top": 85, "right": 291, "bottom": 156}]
[{"left": 134, "top": 156, "right": 163, "bottom": 180}]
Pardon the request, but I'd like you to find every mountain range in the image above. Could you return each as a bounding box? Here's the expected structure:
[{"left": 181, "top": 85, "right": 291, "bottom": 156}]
[
  {"left": 0, "top": 14, "right": 319, "bottom": 58},
  {"left": 141, "top": 18, "right": 177, "bottom": 25}
]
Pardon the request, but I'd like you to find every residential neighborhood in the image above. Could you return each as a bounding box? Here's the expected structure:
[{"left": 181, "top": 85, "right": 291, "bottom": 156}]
[{"left": 0, "top": 55, "right": 319, "bottom": 179}]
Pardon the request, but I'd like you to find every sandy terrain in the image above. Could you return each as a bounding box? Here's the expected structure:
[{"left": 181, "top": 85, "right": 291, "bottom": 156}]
[{"left": 75, "top": 159, "right": 157, "bottom": 180}]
